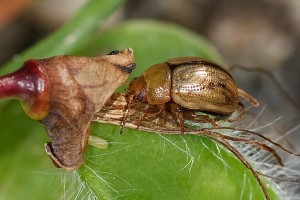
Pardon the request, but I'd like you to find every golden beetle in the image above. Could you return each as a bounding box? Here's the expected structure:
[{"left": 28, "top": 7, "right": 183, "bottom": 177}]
[{"left": 127, "top": 56, "right": 259, "bottom": 119}]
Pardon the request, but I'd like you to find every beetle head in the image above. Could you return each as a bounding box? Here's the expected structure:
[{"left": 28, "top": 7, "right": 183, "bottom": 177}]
[{"left": 127, "top": 76, "right": 148, "bottom": 103}]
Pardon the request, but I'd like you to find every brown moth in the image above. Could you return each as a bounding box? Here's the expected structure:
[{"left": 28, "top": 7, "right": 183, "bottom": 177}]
[{"left": 0, "top": 48, "right": 135, "bottom": 170}]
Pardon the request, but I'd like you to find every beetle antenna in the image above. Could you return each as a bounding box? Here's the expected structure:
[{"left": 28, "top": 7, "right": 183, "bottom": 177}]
[
  {"left": 231, "top": 65, "right": 300, "bottom": 112},
  {"left": 120, "top": 95, "right": 131, "bottom": 134},
  {"left": 237, "top": 88, "right": 259, "bottom": 107}
]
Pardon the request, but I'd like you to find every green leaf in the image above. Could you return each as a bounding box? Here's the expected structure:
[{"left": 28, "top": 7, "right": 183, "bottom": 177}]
[
  {"left": 79, "top": 123, "right": 275, "bottom": 200},
  {"left": 0, "top": 0, "right": 124, "bottom": 200},
  {"left": 0, "top": 0, "right": 279, "bottom": 195},
  {"left": 75, "top": 20, "right": 277, "bottom": 199}
]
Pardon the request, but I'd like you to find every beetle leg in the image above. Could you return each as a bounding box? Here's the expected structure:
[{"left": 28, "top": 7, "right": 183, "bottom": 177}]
[
  {"left": 134, "top": 104, "right": 166, "bottom": 128},
  {"left": 135, "top": 112, "right": 146, "bottom": 129},
  {"left": 155, "top": 104, "right": 168, "bottom": 127},
  {"left": 181, "top": 108, "right": 219, "bottom": 128},
  {"left": 193, "top": 114, "right": 219, "bottom": 128},
  {"left": 168, "top": 102, "right": 221, "bottom": 131},
  {"left": 168, "top": 103, "right": 186, "bottom": 133}
]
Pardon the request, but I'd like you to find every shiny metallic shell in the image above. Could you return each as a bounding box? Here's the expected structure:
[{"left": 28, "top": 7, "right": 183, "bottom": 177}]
[
  {"left": 167, "top": 57, "right": 238, "bottom": 114},
  {"left": 144, "top": 62, "right": 171, "bottom": 104}
]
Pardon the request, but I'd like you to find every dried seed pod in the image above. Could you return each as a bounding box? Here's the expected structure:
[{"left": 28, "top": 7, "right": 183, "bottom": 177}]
[{"left": 0, "top": 48, "right": 135, "bottom": 170}]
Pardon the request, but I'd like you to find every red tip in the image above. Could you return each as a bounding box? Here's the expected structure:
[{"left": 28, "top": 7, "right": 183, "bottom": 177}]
[{"left": 0, "top": 60, "right": 50, "bottom": 120}]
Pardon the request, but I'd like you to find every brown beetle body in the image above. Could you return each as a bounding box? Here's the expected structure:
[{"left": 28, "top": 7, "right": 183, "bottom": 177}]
[{"left": 127, "top": 57, "right": 251, "bottom": 115}]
